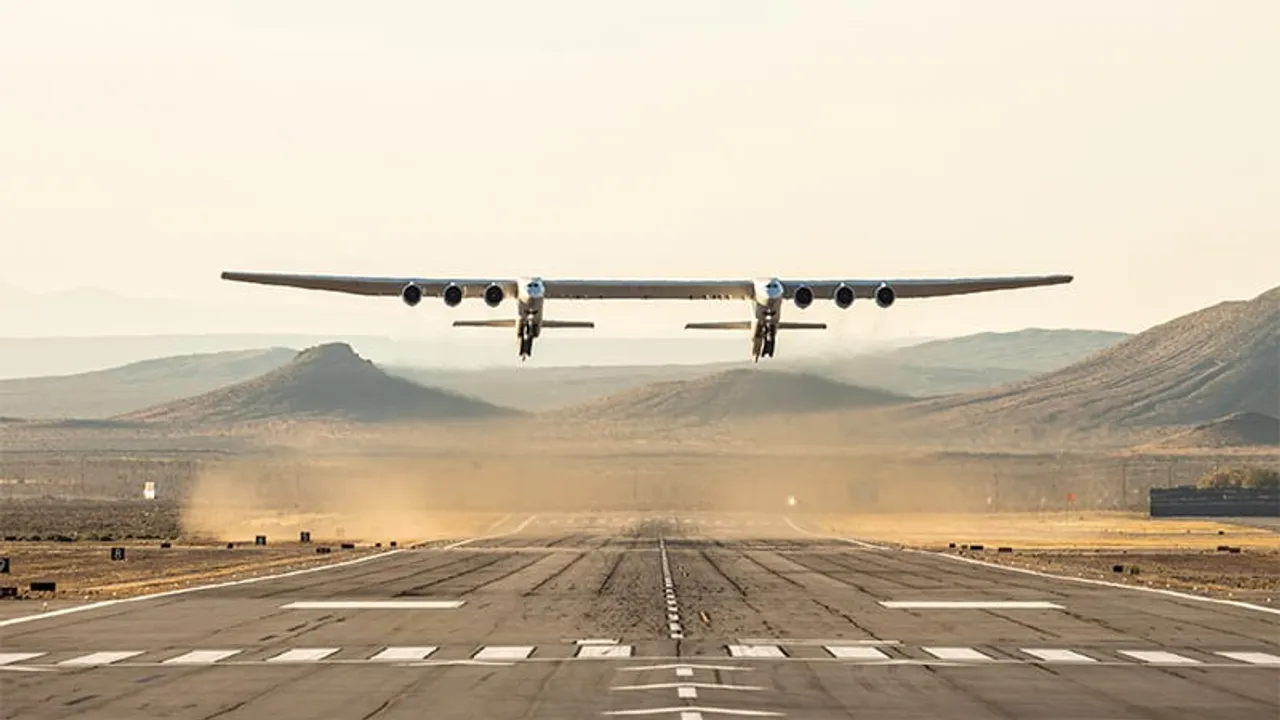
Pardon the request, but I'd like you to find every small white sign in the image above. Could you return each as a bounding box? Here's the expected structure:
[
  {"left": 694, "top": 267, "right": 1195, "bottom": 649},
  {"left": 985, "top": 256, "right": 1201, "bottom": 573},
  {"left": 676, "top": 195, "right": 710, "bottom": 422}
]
[{"left": 143, "top": 482, "right": 156, "bottom": 500}]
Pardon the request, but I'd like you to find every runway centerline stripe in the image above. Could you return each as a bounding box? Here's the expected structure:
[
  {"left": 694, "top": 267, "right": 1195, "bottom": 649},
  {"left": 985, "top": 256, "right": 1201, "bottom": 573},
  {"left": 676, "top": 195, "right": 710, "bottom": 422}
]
[
  {"left": 370, "top": 647, "right": 438, "bottom": 661},
  {"left": 163, "top": 650, "right": 242, "bottom": 665}
]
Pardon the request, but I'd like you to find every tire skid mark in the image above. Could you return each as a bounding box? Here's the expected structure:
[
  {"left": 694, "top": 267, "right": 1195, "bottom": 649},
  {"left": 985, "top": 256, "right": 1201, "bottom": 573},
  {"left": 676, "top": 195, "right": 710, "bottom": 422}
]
[{"left": 522, "top": 551, "right": 587, "bottom": 596}]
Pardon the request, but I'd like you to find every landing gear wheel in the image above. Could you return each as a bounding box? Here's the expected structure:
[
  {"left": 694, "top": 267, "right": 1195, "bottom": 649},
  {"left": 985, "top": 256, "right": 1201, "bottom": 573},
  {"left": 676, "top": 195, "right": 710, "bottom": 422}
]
[
  {"left": 519, "top": 336, "right": 533, "bottom": 358},
  {"left": 762, "top": 337, "right": 776, "bottom": 357}
]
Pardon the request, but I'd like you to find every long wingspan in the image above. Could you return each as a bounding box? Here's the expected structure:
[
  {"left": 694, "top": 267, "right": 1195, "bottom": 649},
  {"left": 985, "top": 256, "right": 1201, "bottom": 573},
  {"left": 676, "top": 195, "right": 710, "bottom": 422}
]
[
  {"left": 220, "top": 272, "right": 512, "bottom": 297},
  {"left": 783, "top": 275, "right": 1073, "bottom": 300},
  {"left": 220, "top": 272, "right": 1071, "bottom": 301}
]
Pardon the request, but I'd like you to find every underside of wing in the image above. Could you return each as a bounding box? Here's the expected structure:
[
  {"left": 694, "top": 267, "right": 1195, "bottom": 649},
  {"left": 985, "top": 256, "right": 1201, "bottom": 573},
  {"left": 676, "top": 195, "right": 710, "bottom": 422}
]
[
  {"left": 544, "top": 279, "right": 752, "bottom": 301},
  {"left": 789, "top": 275, "right": 1073, "bottom": 300},
  {"left": 220, "top": 272, "right": 508, "bottom": 297}
]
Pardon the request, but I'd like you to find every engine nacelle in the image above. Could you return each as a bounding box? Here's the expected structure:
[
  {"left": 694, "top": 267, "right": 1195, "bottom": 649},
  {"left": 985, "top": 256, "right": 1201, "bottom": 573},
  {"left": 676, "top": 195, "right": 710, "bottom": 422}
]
[
  {"left": 483, "top": 283, "right": 505, "bottom": 307},
  {"left": 793, "top": 285, "right": 814, "bottom": 309},
  {"left": 401, "top": 282, "right": 423, "bottom": 307},
  {"left": 874, "top": 282, "right": 896, "bottom": 308},
  {"left": 833, "top": 283, "right": 855, "bottom": 309},
  {"left": 443, "top": 283, "right": 463, "bottom": 307}
]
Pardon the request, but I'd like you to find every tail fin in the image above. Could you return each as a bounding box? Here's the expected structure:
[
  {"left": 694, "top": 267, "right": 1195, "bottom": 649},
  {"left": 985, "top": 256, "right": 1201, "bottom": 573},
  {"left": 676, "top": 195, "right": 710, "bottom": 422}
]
[{"left": 685, "top": 321, "right": 753, "bottom": 330}]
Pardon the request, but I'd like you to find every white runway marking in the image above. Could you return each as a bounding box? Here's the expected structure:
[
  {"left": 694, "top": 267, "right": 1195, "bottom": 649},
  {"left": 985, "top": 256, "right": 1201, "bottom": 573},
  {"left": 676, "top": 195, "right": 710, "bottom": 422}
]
[
  {"left": 442, "top": 515, "right": 538, "bottom": 550},
  {"left": 280, "top": 600, "right": 464, "bottom": 610},
  {"left": 1021, "top": 649, "right": 1096, "bottom": 663},
  {"left": 163, "top": 650, "right": 242, "bottom": 665},
  {"left": 604, "top": 707, "right": 783, "bottom": 717},
  {"left": 1118, "top": 650, "right": 1201, "bottom": 665},
  {"left": 473, "top": 645, "right": 534, "bottom": 660},
  {"left": 59, "top": 651, "right": 144, "bottom": 666},
  {"left": 1215, "top": 651, "right": 1280, "bottom": 665},
  {"left": 369, "top": 646, "right": 438, "bottom": 661},
  {"left": 267, "top": 648, "right": 339, "bottom": 663},
  {"left": 678, "top": 686, "right": 697, "bottom": 699},
  {"left": 922, "top": 647, "right": 992, "bottom": 661},
  {"left": 727, "top": 645, "right": 786, "bottom": 658},
  {"left": 880, "top": 601, "right": 1063, "bottom": 610},
  {"left": 784, "top": 515, "right": 1280, "bottom": 617},
  {"left": 825, "top": 646, "right": 890, "bottom": 660},
  {"left": 0, "top": 653, "right": 45, "bottom": 665},
  {"left": 0, "top": 550, "right": 407, "bottom": 629},
  {"left": 578, "top": 645, "right": 633, "bottom": 658}
]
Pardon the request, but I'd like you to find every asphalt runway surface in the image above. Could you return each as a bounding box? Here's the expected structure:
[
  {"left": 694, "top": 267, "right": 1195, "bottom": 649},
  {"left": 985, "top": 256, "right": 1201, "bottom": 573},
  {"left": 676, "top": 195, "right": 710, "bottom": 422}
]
[{"left": 2, "top": 513, "right": 1277, "bottom": 719}]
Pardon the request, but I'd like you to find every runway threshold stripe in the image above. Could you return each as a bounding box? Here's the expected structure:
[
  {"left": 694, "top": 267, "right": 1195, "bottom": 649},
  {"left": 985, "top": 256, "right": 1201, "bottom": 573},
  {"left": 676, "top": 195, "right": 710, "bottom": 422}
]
[
  {"left": 369, "top": 647, "right": 438, "bottom": 661},
  {"left": 266, "top": 648, "right": 340, "bottom": 663},
  {"left": 825, "top": 646, "right": 889, "bottom": 660},
  {"left": 58, "top": 651, "right": 144, "bottom": 666},
  {"left": 163, "top": 650, "right": 242, "bottom": 665},
  {"left": 0, "top": 653, "right": 45, "bottom": 665},
  {"left": 578, "top": 645, "right": 633, "bottom": 658},
  {"left": 1022, "top": 649, "right": 1096, "bottom": 663},
  {"left": 1215, "top": 651, "right": 1280, "bottom": 666},
  {"left": 474, "top": 645, "right": 534, "bottom": 660},
  {"left": 727, "top": 645, "right": 785, "bottom": 658},
  {"left": 1117, "top": 651, "right": 1200, "bottom": 665},
  {"left": 922, "top": 647, "right": 991, "bottom": 661}
]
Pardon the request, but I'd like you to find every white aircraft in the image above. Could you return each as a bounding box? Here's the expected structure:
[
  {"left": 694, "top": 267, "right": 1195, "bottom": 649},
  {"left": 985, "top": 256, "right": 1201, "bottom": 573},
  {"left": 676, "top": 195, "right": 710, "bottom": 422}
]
[{"left": 220, "top": 271, "right": 1073, "bottom": 361}]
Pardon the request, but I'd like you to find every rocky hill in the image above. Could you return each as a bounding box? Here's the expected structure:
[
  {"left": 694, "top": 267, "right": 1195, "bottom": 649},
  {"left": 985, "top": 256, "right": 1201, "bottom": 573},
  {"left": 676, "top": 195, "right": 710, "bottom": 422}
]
[
  {"left": 554, "top": 367, "right": 912, "bottom": 424},
  {"left": 1151, "top": 412, "right": 1279, "bottom": 449},
  {"left": 906, "top": 286, "right": 1280, "bottom": 443},
  {"left": 0, "top": 348, "right": 296, "bottom": 419},
  {"left": 117, "top": 343, "right": 516, "bottom": 425}
]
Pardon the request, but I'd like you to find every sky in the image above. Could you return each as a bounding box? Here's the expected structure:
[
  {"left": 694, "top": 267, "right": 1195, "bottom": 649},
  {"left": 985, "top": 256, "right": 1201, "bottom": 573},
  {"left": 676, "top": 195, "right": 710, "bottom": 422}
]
[{"left": 1, "top": 1, "right": 1276, "bottom": 345}]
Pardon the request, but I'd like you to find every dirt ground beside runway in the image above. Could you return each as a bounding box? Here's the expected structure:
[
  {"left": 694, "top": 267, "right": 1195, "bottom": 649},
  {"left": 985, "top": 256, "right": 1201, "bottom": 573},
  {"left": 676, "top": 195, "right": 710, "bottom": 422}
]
[
  {"left": 810, "top": 511, "right": 1280, "bottom": 603},
  {"left": 0, "top": 541, "right": 390, "bottom": 600}
]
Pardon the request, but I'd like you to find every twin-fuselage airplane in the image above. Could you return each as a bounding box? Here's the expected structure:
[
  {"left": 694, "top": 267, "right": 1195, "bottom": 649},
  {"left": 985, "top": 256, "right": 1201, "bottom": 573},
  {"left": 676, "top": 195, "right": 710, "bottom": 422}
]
[{"left": 220, "top": 271, "right": 1074, "bottom": 361}]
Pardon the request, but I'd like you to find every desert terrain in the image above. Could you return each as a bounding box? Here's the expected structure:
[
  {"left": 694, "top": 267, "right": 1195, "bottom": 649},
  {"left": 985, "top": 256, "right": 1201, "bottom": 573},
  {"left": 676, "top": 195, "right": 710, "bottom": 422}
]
[{"left": 1, "top": 288, "right": 1275, "bottom": 605}]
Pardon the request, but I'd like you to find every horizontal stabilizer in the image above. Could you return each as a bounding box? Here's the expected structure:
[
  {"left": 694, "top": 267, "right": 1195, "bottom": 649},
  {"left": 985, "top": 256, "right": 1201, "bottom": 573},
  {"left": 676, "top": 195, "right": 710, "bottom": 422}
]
[
  {"left": 777, "top": 322, "right": 827, "bottom": 330},
  {"left": 685, "top": 321, "right": 753, "bottom": 330},
  {"left": 540, "top": 320, "right": 595, "bottom": 328},
  {"left": 453, "top": 319, "right": 517, "bottom": 328},
  {"left": 453, "top": 319, "right": 594, "bottom": 328}
]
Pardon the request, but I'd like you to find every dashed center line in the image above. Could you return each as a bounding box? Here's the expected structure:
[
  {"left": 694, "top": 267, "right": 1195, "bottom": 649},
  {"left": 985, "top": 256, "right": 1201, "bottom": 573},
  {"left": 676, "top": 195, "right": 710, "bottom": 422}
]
[{"left": 660, "top": 538, "right": 683, "bottom": 640}]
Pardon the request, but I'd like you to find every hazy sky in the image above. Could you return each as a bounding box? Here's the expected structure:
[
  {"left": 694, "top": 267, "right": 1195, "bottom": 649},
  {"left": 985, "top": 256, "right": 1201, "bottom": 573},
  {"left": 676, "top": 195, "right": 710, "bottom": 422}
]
[{"left": 2, "top": 1, "right": 1276, "bottom": 341}]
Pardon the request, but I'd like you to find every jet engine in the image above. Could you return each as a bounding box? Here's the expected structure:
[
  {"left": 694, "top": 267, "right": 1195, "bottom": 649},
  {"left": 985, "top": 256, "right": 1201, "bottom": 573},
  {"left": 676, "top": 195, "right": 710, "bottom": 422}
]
[
  {"left": 401, "top": 282, "right": 423, "bottom": 307},
  {"left": 793, "top": 285, "right": 814, "bottom": 309},
  {"left": 875, "top": 282, "right": 896, "bottom": 308},
  {"left": 443, "top": 283, "right": 464, "bottom": 307},
  {"left": 834, "top": 283, "right": 855, "bottom": 309},
  {"left": 483, "top": 283, "right": 505, "bottom": 307}
]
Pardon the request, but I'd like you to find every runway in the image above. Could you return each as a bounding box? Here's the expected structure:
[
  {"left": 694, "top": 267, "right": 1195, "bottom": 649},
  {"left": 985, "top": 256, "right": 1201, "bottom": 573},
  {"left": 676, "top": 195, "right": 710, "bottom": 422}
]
[{"left": 2, "top": 513, "right": 1277, "bottom": 719}]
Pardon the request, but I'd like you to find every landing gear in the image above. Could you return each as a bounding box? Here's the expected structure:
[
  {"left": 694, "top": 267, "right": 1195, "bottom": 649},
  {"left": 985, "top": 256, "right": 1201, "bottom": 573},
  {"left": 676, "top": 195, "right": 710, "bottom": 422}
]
[
  {"left": 517, "top": 319, "right": 539, "bottom": 360},
  {"left": 751, "top": 324, "right": 777, "bottom": 362}
]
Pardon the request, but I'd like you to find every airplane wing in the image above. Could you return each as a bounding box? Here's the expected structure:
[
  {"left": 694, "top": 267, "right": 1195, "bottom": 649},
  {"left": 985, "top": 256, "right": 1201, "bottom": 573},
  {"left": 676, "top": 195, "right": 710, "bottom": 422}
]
[
  {"left": 782, "top": 275, "right": 1073, "bottom": 300},
  {"left": 220, "top": 272, "right": 513, "bottom": 297},
  {"left": 220, "top": 272, "right": 752, "bottom": 300},
  {"left": 542, "top": 279, "right": 752, "bottom": 300}
]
